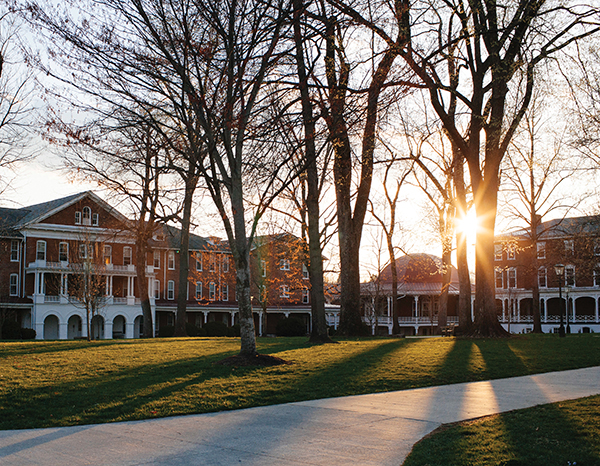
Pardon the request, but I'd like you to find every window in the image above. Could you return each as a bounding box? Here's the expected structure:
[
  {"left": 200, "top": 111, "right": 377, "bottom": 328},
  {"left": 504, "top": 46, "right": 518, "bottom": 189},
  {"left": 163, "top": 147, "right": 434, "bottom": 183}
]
[
  {"left": 260, "top": 260, "right": 266, "bottom": 277},
  {"left": 59, "top": 242, "right": 69, "bottom": 262},
  {"left": 508, "top": 268, "right": 517, "bottom": 289},
  {"left": 154, "top": 280, "right": 160, "bottom": 299},
  {"left": 75, "top": 211, "right": 82, "bottom": 225},
  {"left": 209, "top": 282, "right": 216, "bottom": 300},
  {"left": 10, "top": 240, "right": 19, "bottom": 262},
  {"left": 538, "top": 267, "right": 547, "bottom": 288},
  {"left": 82, "top": 206, "right": 92, "bottom": 225},
  {"left": 495, "top": 269, "right": 504, "bottom": 289},
  {"left": 36, "top": 241, "right": 46, "bottom": 261},
  {"left": 102, "top": 245, "right": 111, "bottom": 264},
  {"left": 168, "top": 251, "right": 175, "bottom": 269},
  {"left": 565, "top": 239, "right": 574, "bottom": 255},
  {"left": 92, "top": 213, "right": 99, "bottom": 226},
  {"left": 123, "top": 246, "right": 132, "bottom": 266},
  {"left": 222, "top": 255, "right": 229, "bottom": 273},
  {"left": 302, "top": 287, "right": 309, "bottom": 304},
  {"left": 209, "top": 253, "right": 216, "bottom": 272},
  {"left": 537, "top": 242, "right": 546, "bottom": 259},
  {"left": 594, "top": 267, "right": 600, "bottom": 287},
  {"left": 302, "top": 263, "right": 309, "bottom": 280},
  {"left": 566, "top": 266, "right": 575, "bottom": 287},
  {"left": 195, "top": 281, "right": 202, "bottom": 300},
  {"left": 221, "top": 284, "right": 229, "bottom": 301},
  {"left": 167, "top": 280, "right": 175, "bottom": 300},
  {"left": 9, "top": 274, "right": 18, "bottom": 296},
  {"left": 195, "top": 254, "right": 202, "bottom": 271},
  {"left": 494, "top": 244, "right": 502, "bottom": 261},
  {"left": 280, "top": 284, "right": 290, "bottom": 298},
  {"left": 507, "top": 245, "right": 516, "bottom": 260},
  {"left": 79, "top": 244, "right": 89, "bottom": 259},
  {"left": 153, "top": 251, "right": 161, "bottom": 269},
  {"left": 280, "top": 259, "right": 290, "bottom": 271}
]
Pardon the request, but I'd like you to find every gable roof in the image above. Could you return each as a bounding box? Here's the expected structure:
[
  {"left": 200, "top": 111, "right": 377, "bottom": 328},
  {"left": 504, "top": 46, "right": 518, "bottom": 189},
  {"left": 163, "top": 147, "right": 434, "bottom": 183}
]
[{"left": 501, "top": 215, "right": 600, "bottom": 241}]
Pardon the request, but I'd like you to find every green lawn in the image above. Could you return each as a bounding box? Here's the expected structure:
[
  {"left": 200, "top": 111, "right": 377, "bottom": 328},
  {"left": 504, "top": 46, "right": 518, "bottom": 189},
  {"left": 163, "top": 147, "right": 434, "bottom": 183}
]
[
  {"left": 403, "top": 395, "right": 600, "bottom": 466},
  {"left": 1, "top": 334, "right": 600, "bottom": 430}
]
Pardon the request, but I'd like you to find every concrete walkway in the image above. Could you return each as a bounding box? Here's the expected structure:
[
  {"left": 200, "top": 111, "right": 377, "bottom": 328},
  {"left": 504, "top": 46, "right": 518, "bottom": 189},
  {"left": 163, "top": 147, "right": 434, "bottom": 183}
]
[{"left": 1, "top": 366, "right": 599, "bottom": 466}]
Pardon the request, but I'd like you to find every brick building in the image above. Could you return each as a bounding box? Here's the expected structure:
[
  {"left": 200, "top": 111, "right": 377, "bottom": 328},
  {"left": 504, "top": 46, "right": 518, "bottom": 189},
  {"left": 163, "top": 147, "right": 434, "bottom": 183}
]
[
  {"left": 0, "top": 191, "right": 319, "bottom": 339},
  {"left": 494, "top": 215, "right": 600, "bottom": 333}
]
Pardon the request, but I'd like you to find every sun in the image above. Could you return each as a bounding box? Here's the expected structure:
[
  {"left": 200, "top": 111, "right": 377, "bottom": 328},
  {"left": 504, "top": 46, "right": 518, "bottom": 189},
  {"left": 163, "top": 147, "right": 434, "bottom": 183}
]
[{"left": 455, "top": 209, "right": 480, "bottom": 237}]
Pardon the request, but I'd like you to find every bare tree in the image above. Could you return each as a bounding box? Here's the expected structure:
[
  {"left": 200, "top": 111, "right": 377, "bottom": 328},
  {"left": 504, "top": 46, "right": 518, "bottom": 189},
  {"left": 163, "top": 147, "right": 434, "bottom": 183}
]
[
  {"left": 501, "top": 93, "right": 583, "bottom": 333},
  {"left": 367, "top": 155, "right": 411, "bottom": 335},
  {"left": 0, "top": 7, "right": 34, "bottom": 197},
  {"left": 25, "top": 0, "right": 302, "bottom": 359},
  {"left": 390, "top": 0, "right": 600, "bottom": 336}
]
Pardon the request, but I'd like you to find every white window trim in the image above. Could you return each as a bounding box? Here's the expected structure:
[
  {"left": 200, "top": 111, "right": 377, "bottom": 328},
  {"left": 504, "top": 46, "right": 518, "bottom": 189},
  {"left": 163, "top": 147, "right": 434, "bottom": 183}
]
[
  {"left": 153, "top": 251, "right": 161, "bottom": 269},
  {"left": 196, "top": 254, "right": 202, "bottom": 271},
  {"left": 222, "top": 255, "right": 229, "bottom": 273},
  {"left": 36, "top": 240, "right": 46, "bottom": 261},
  {"left": 82, "top": 206, "right": 92, "bottom": 226},
  {"left": 92, "top": 213, "right": 99, "bottom": 226},
  {"left": 167, "top": 280, "right": 175, "bottom": 300},
  {"left": 103, "top": 245, "right": 112, "bottom": 265},
  {"left": 168, "top": 251, "right": 176, "bottom": 270},
  {"left": 280, "top": 284, "right": 290, "bottom": 298},
  {"left": 9, "top": 274, "right": 19, "bottom": 296},
  {"left": 507, "top": 268, "right": 517, "bottom": 289},
  {"left": 221, "top": 284, "right": 228, "bottom": 301},
  {"left": 302, "top": 264, "right": 309, "bottom": 280},
  {"left": 537, "top": 242, "right": 546, "bottom": 260},
  {"left": 494, "top": 244, "right": 502, "bottom": 261},
  {"left": 495, "top": 268, "right": 504, "bottom": 289},
  {"left": 154, "top": 280, "right": 160, "bottom": 299},
  {"left": 196, "top": 281, "right": 202, "bottom": 300},
  {"left": 302, "top": 287, "right": 309, "bottom": 303},
  {"left": 123, "top": 246, "right": 132, "bottom": 266},
  {"left": 75, "top": 211, "right": 82, "bottom": 225},
  {"left": 565, "top": 265, "right": 576, "bottom": 287},
  {"left": 59, "top": 242, "right": 69, "bottom": 262},
  {"left": 538, "top": 267, "right": 547, "bottom": 288},
  {"left": 208, "top": 282, "right": 216, "bottom": 301},
  {"left": 10, "top": 240, "right": 19, "bottom": 262},
  {"left": 280, "top": 259, "right": 290, "bottom": 271}
]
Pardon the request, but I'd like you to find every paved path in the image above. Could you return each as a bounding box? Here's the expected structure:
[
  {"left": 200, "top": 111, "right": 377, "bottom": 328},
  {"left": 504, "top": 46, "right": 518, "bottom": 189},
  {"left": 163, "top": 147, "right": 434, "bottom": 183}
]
[{"left": 1, "top": 366, "right": 599, "bottom": 466}]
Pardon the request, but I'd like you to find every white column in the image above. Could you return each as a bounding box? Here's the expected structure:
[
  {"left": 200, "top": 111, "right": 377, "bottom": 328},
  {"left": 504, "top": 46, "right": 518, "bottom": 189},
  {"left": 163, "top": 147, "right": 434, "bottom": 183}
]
[
  {"left": 125, "top": 321, "right": 135, "bottom": 339},
  {"left": 203, "top": 311, "right": 209, "bottom": 324},
  {"left": 413, "top": 296, "right": 419, "bottom": 318},
  {"left": 542, "top": 298, "right": 547, "bottom": 322},
  {"left": 59, "top": 321, "right": 68, "bottom": 340},
  {"left": 595, "top": 297, "right": 599, "bottom": 323},
  {"left": 105, "top": 320, "right": 113, "bottom": 339},
  {"left": 259, "top": 311, "right": 264, "bottom": 336},
  {"left": 230, "top": 311, "right": 236, "bottom": 326}
]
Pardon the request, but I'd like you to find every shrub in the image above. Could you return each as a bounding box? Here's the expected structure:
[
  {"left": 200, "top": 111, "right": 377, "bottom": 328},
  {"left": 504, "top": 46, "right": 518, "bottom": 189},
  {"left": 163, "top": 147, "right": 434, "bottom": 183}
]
[
  {"left": 276, "top": 316, "right": 307, "bottom": 337},
  {"left": 1, "top": 320, "right": 22, "bottom": 340},
  {"left": 204, "top": 321, "right": 229, "bottom": 337},
  {"left": 158, "top": 325, "right": 175, "bottom": 337},
  {"left": 196, "top": 326, "right": 207, "bottom": 337},
  {"left": 20, "top": 328, "right": 37, "bottom": 340},
  {"left": 227, "top": 323, "right": 240, "bottom": 337},
  {"left": 186, "top": 322, "right": 205, "bottom": 337}
]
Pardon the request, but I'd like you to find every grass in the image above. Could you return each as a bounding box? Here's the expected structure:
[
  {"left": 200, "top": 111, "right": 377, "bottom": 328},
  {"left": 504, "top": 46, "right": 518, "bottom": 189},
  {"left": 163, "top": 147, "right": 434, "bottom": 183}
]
[
  {"left": 402, "top": 395, "right": 600, "bottom": 466},
  {"left": 1, "top": 334, "right": 600, "bottom": 430}
]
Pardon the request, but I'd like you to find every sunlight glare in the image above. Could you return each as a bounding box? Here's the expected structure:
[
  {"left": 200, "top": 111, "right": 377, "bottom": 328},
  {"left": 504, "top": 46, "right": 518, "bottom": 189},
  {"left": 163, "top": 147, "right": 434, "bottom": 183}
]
[{"left": 455, "top": 209, "right": 480, "bottom": 237}]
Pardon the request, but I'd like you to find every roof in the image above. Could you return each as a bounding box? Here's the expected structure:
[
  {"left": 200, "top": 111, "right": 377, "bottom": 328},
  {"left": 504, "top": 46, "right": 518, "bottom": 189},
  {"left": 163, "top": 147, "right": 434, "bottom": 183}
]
[
  {"left": 501, "top": 215, "right": 600, "bottom": 241},
  {"left": 377, "top": 253, "right": 458, "bottom": 285}
]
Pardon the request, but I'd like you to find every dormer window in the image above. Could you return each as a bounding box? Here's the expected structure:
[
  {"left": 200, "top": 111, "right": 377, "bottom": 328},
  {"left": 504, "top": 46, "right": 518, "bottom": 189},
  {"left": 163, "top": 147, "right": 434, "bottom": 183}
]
[
  {"left": 92, "top": 213, "right": 99, "bottom": 226},
  {"left": 82, "top": 206, "right": 92, "bottom": 225},
  {"left": 75, "top": 211, "right": 82, "bottom": 225}
]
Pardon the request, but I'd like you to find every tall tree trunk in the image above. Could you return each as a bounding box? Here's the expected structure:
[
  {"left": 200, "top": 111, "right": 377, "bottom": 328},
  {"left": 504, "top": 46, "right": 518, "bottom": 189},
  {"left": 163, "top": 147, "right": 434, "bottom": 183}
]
[
  {"left": 175, "top": 176, "right": 196, "bottom": 337},
  {"left": 293, "top": 0, "right": 330, "bottom": 343},
  {"left": 230, "top": 184, "right": 257, "bottom": 356},
  {"left": 135, "top": 231, "right": 153, "bottom": 338},
  {"left": 453, "top": 158, "right": 472, "bottom": 332},
  {"left": 531, "top": 212, "right": 543, "bottom": 333}
]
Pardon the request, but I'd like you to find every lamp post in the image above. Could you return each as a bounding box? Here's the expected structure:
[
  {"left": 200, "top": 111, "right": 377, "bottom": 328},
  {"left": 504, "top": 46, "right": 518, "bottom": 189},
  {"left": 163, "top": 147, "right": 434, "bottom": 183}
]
[
  {"left": 565, "top": 285, "right": 571, "bottom": 334},
  {"left": 554, "top": 264, "right": 565, "bottom": 337}
]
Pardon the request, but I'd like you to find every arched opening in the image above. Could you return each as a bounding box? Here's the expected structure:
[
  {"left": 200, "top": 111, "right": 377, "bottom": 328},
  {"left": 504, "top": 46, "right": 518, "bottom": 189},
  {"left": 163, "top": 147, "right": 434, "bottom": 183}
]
[
  {"left": 134, "top": 315, "right": 143, "bottom": 338},
  {"left": 67, "top": 315, "right": 82, "bottom": 339},
  {"left": 43, "top": 314, "right": 59, "bottom": 340},
  {"left": 91, "top": 315, "right": 105, "bottom": 340},
  {"left": 546, "top": 297, "right": 565, "bottom": 317},
  {"left": 575, "top": 297, "right": 595, "bottom": 317},
  {"left": 112, "top": 315, "right": 126, "bottom": 338}
]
